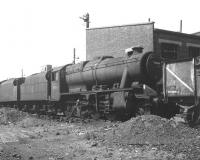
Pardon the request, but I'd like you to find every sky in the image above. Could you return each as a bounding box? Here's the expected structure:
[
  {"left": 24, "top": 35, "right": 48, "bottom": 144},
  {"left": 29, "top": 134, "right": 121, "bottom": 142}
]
[{"left": 0, "top": 0, "right": 200, "bottom": 80}]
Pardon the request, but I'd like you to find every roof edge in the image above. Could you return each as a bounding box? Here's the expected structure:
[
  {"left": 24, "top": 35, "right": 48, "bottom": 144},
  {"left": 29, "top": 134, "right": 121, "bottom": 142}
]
[
  {"left": 86, "top": 22, "right": 155, "bottom": 30},
  {"left": 154, "top": 28, "right": 200, "bottom": 39}
]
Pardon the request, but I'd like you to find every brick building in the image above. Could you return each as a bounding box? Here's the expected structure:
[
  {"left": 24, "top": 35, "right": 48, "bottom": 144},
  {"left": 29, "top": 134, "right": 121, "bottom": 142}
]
[{"left": 86, "top": 22, "right": 200, "bottom": 60}]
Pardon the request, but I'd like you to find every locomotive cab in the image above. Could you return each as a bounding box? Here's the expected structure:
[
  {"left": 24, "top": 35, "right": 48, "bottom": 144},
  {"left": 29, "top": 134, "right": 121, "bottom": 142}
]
[{"left": 163, "top": 56, "right": 200, "bottom": 124}]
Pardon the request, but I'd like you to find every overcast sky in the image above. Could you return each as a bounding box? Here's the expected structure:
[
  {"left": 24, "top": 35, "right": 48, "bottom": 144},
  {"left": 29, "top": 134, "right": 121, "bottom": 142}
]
[{"left": 0, "top": 0, "right": 200, "bottom": 80}]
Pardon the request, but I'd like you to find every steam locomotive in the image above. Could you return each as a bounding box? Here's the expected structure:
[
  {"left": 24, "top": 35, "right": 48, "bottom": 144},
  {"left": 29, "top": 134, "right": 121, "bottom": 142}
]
[
  {"left": 0, "top": 47, "right": 163, "bottom": 119},
  {"left": 1, "top": 46, "right": 199, "bottom": 123}
]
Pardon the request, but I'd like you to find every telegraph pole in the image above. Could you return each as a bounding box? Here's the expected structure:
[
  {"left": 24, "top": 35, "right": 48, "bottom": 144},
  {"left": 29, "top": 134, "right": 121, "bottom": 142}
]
[
  {"left": 21, "top": 69, "right": 24, "bottom": 77},
  {"left": 73, "top": 48, "right": 79, "bottom": 64},
  {"left": 73, "top": 48, "right": 76, "bottom": 64},
  {"left": 180, "top": 20, "right": 183, "bottom": 33}
]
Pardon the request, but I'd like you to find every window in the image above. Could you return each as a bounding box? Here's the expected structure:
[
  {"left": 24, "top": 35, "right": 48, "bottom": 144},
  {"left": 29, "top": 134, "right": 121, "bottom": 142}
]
[
  {"left": 189, "top": 46, "right": 200, "bottom": 58},
  {"left": 52, "top": 72, "right": 59, "bottom": 81},
  {"left": 161, "top": 43, "right": 178, "bottom": 60}
]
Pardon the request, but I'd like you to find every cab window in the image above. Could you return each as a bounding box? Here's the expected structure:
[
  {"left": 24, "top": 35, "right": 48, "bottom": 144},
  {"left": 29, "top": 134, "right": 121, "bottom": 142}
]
[{"left": 52, "top": 72, "right": 59, "bottom": 81}]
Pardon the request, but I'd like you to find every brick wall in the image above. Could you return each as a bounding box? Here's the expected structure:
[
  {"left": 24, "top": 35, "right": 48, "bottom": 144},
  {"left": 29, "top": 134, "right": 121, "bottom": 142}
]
[{"left": 86, "top": 23, "right": 154, "bottom": 60}]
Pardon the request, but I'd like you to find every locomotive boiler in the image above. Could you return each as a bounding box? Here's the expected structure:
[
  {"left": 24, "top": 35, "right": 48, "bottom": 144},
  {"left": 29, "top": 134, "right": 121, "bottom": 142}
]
[{"left": 65, "top": 47, "right": 161, "bottom": 92}]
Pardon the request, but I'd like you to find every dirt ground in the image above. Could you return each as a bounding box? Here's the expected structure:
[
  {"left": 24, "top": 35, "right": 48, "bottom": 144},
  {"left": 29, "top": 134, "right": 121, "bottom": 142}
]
[{"left": 0, "top": 108, "right": 200, "bottom": 160}]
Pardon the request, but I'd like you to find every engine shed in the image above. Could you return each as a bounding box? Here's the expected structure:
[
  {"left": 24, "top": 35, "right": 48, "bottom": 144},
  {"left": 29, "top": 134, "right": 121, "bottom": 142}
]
[{"left": 86, "top": 22, "right": 200, "bottom": 60}]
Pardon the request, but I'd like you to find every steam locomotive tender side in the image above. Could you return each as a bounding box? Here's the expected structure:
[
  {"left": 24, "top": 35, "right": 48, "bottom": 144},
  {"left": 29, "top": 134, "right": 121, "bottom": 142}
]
[
  {"left": 0, "top": 78, "right": 24, "bottom": 108},
  {"left": 19, "top": 72, "right": 50, "bottom": 113}
]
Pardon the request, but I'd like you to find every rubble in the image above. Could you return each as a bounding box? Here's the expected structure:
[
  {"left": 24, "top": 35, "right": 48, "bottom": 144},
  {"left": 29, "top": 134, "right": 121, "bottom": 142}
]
[
  {"left": 0, "top": 107, "right": 200, "bottom": 159},
  {"left": 105, "top": 115, "right": 199, "bottom": 145},
  {"left": 0, "top": 108, "right": 27, "bottom": 125}
]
